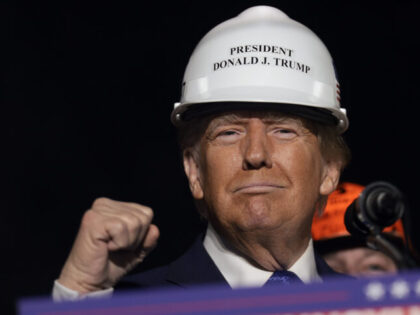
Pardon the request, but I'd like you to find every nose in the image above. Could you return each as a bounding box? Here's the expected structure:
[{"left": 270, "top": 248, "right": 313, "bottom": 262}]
[{"left": 242, "top": 119, "right": 273, "bottom": 170}]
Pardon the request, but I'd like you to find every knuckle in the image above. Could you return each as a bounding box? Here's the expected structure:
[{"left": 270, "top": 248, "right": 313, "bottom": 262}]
[
  {"left": 92, "top": 197, "right": 110, "bottom": 208},
  {"left": 81, "top": 209, "right": 96, "bottom": 226},
  {"left": 125, "top": 215, "right": 142, "bottom": 231},
  {"left": 131, "top": 215, "right": 150, "bottom": 233},
  {"left": 113, "top": 219, "right": 127, "bottom": 231},
  {"left": 140, "top": 206, "right": 154, "bottom": 219},
  {"left": 109, "top": 219, "right": 128, "bottom": 235}
]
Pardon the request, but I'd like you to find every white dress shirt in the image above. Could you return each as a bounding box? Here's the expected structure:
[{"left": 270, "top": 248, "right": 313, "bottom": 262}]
[{"left": 203, "top": 224, "right": 322, "bottom": 288}]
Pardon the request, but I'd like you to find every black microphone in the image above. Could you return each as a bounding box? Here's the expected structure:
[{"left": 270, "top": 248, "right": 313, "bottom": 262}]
[{"left": 344, "top": 181, "right": 405, "bottom": 238}]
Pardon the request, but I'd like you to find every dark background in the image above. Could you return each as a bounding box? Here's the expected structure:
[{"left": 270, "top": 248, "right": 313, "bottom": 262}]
[{"left": 2, "top": 0, "right": 420, "bottom": 314}]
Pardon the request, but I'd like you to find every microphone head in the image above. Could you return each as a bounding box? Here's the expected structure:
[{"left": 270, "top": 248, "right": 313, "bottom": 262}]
[
  {"left": 345, "top": 181, "right": 405, "bottom": 237},
  {"left": 363, "top": 182, "right": 405, "bottom": 227}
]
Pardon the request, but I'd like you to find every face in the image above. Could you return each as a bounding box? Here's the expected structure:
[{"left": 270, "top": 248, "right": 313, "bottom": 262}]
[
  {"left": 183, "top": 111, "right": 340, "bottom": 242},
  {"left": 323, "top": 247, "right": 398, "bottom": 277}
]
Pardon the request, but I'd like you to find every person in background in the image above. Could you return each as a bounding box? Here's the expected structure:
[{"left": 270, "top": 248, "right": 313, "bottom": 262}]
[{"left": 312, "top": 182, "right": 406, "bottom": 277}]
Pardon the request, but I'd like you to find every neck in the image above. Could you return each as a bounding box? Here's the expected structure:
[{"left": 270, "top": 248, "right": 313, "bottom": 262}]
[{"left": 209, "top": 222, "right": 311, "bottom": 271}]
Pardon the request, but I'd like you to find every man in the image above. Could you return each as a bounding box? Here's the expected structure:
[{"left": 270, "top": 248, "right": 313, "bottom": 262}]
[
  {"left": 53, "top": 6, "right": 351, "bottom": 300},
  {"left": 312, "top": 182, "right": 406, "bottom": 277}
]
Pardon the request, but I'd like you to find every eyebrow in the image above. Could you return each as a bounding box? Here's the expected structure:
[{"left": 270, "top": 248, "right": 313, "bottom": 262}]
[
  {"left": 361, "top": 250, "right": 388, "bottom": 259},
  {"left": 206, "top": 113, "right": 301, "bottom": 134}
]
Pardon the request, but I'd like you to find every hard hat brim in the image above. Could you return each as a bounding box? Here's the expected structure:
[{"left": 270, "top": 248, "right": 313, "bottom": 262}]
[{"left": 172, "top": 101, "right": 339, "bottom": 128}]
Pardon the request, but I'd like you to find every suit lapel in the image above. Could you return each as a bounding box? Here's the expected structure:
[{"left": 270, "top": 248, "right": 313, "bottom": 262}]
[{"left": 165, "top": 234, "right": 229, "bottom": 288}]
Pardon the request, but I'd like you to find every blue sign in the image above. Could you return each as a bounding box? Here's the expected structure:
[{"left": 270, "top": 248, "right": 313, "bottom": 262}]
[{"left": 18, "top": 271, "right": 420, "bottom": 315}]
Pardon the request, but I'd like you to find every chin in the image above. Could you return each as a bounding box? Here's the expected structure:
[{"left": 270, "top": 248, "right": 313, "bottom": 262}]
[{"left": 236, "top": 199, "right": 281, "bottom": 231}]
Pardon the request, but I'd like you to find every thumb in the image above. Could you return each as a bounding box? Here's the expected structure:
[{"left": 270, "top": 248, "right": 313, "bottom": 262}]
[{"left": 139, "top": 224, "right": 160, "bottom": 258}]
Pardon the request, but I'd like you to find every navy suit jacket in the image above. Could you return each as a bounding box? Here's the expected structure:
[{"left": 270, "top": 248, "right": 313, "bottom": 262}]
[{"left": 117, "top": 234, "right": 347, "bottom": 291}]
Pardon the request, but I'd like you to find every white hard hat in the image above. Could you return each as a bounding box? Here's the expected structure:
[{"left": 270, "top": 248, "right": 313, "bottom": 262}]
[{"left": 172, "top": 6, "right": 348, "bottom": 133}]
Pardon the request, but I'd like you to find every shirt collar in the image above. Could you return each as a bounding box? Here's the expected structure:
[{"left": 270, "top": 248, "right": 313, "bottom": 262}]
[{"left": 203, "top": 224, "right": 321, "bottom": 288}]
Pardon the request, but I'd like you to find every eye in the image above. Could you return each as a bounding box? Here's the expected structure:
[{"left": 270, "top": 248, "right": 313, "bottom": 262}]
[
  {"left": 271, "top": 127, "right": 298, "bottom": 139},
  {"left": 359, "top": 256, "right": 397, "bottom": 275},
  {"left": 210, "top": 128, "right": 243, "bottom": 144},
  {"left": 366, "top": 264, "right": 387, "bottom": 271},
  {"left": 218, "top": 130, "right": 239, "bottom": 137}
]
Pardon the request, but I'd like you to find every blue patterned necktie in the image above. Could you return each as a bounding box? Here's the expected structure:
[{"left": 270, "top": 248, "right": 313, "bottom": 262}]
[{"left": 264, "top": 270, "right": 303, "bottom": 286}]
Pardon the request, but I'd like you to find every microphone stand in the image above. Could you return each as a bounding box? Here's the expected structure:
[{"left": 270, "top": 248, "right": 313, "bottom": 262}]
[{"left": 365, "top": 233, "right": 417, "bottom": 270}]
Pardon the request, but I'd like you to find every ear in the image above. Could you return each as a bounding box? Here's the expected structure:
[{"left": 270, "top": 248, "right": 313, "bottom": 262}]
[
  {"left": 319, "top": 161, "right": 341, "bottom": 196},
  {"left": 183, "top": 150, "right": 204, "bottom": 200}
]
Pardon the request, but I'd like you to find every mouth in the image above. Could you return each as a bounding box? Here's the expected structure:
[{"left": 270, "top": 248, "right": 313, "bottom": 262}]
[{"left": 233, "top": 183, "right": 284, "bottom": 194}]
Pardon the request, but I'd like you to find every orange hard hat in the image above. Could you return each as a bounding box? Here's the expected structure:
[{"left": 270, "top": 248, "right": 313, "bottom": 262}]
[{"left": 312, "top": 182, "right": 405, "bottom": 242}]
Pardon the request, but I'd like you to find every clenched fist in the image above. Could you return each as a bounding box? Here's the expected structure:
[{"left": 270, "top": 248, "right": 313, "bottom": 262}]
[{"left": 57, "top": 197, "right": 159, "bottom": 293}]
